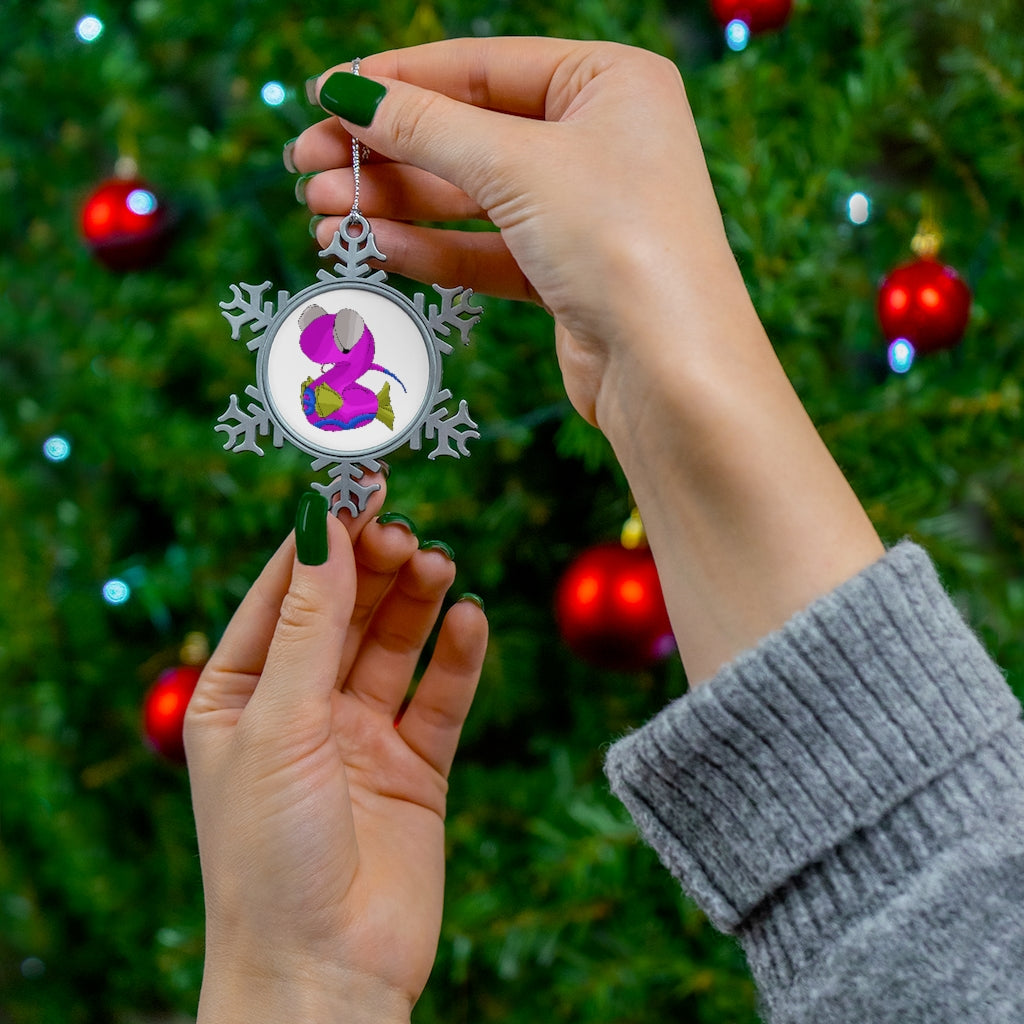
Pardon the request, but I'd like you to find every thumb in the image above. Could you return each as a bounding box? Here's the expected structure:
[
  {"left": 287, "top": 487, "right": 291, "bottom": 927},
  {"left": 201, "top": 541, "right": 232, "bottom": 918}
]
[{"left": 246, "top": 492, "right": 356, "bottom": 724}]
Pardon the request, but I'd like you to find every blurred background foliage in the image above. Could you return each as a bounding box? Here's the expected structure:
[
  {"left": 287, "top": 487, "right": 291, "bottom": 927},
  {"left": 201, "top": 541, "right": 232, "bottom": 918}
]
[{"left": 1, "top": 0, "right": 1022, "bottom": 1021}]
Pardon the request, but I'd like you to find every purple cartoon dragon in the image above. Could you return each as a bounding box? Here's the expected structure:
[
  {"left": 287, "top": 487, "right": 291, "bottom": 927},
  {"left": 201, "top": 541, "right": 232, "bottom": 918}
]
[{"left": 298, "top": 305, "right": 406, "bottom": 432}]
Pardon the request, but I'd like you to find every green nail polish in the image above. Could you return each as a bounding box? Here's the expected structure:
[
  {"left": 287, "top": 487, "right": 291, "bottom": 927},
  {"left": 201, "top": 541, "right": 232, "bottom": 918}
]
[
  {"left": 457, "top": 593, "right": 485, "bottom": 613},
  {"left": 308, "top": 214, "right": 326, "bottom": 239},
  {"left": 377, "top": 511, "right": 417, "bottom": 535},
  {"left": 295, "top": 491, "right": 329, "bottom": 565},
  {"left": 318, "top": 71, "right": 387, "bottom": 127},
  {"left": 282, "top": 137, "right": 299, "bottom": 174},
  {"left": 420, "top": 539, "right": 455, "bottom": 560},
  {"left": 294, "top": 172, "right": 318, "bottom": 205}
]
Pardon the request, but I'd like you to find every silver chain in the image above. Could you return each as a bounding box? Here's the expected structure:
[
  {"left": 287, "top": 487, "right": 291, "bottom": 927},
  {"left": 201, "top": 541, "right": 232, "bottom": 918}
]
[{"left": 349, "top": 58, "right": 363, "bottom": 219}]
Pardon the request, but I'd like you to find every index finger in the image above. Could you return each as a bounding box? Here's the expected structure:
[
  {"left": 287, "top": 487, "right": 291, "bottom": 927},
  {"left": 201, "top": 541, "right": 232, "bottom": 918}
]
[{"left": 320, "top": 36, "right": 601, "bottom": 120}]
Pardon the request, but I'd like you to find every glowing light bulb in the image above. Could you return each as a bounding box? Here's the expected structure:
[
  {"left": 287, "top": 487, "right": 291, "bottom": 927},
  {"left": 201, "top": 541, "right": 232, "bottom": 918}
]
[
  {"left": 888, "top": 338, "right": 915, "bottom": 374},
  {"left": 102, "top": 578, "right": 131, "bottom": 605},
  {"left": 126, "top": 188, "right": 158, "bottom": 215},
  {"left": 726, "top": 19, "right": 751, "bottom": 51},
  {"left": 847, "top": 191, "right": 870, "bottom": 225},
  {"left": 261, "top": 81, "right": 287, "bottom": 106},
  {"left": 75, "top": 15, "right": 104, "bottom": 42},
  {"left": 43, "top": 435, "right": 71, "bottom": 462}
]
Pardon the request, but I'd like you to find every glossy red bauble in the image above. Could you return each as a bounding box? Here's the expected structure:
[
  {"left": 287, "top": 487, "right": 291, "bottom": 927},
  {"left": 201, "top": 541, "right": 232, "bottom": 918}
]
[
  {"left": 555, "top": 543, "right": 675, "bottom": 671},
  {"left": 877, "top": 257, "right": 971, "bottom": 354},
  {"left": 711, "top": 0, "right": 793, "bottom": 32},
  {"left": 142, "top": 665, "right": 201, "bottom": 763},
  {"left": 80, "top": 177, "right": 169, "bottom": 270}
]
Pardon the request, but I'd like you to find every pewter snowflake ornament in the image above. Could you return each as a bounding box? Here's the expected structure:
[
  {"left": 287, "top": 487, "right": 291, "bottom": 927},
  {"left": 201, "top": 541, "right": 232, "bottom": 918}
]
[{"left": 216, "top": 214, "right": 482, "bottom": 515}]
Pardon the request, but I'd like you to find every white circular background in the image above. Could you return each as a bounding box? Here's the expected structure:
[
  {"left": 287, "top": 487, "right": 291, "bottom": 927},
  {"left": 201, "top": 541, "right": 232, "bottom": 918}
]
[{"left": 265, "top": 287, "right": 432, "bottom": 458}]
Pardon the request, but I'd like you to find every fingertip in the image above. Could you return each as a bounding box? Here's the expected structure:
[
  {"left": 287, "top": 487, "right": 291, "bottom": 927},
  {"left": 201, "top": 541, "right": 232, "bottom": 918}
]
[
  {"left": 352, "top": 511, "right": 419, "bottom": 576},
  {"left": 318, "top": 70, "right": 388, "bottom": 128},
  {"left": 394, "top": 544, "right": 457, "bottom": 602},
  {"left": 443, "top": 594, "right": 490, "bottom": 654},
  {"left": 331, "top": 471, "right": 387, "bottom": 544},
  {"left": 324, "top": 504, "right": 355, "bottom": 553},
  {"left": 455, "top": 592, "right": 485, "bottom": 614}
]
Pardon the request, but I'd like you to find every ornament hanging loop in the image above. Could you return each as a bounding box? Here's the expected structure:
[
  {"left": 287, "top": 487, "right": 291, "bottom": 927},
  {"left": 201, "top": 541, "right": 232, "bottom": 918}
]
[{"left": 341, "top": 211, "right": 371, "bottom": 242}]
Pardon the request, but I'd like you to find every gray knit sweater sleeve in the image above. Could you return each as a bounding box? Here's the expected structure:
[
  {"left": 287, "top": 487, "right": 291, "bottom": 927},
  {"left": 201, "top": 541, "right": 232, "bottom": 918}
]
[{"left": 604, "top": 542, "right": 1024, "bottom": 1022}]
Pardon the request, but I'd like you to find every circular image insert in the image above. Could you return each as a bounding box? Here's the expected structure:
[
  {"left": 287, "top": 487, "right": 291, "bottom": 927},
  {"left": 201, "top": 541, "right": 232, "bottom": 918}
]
[{"left": 264, "top": 286, "right": 433, "bottom": 458}]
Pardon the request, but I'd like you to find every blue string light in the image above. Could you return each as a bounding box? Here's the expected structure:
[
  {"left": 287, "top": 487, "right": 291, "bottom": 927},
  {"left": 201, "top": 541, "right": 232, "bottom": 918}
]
[
  {"left": 726, "top": 19, "right": 751, "bottom": 51},
  {"left": 102, "top": 579, "right": 132, "bottom": 605},
  {"left": 888, "top": 338, "right": 915, "bottom": 374},
  {"left": 261, "top": 81, "right": 287, "bottom": 106},
  {"left": 126, "top": 189, "right": 158, "bottom": 215},
  {"left": 75, "top": 15, "right": 104, "bottom": 42},
  {"left": 43, "top": 436, "right": 72, "bottom": 462}
]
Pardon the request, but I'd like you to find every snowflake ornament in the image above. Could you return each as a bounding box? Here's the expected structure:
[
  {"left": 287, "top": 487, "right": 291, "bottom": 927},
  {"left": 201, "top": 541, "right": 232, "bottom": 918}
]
[{"left": 217, "top": 214, "right": 482, "bottom": 515}]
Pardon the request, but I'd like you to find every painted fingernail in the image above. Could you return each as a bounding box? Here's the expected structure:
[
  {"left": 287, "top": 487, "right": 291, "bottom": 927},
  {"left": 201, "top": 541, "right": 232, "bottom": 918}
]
[
  {"left": 308, "top": 214, "right": 326, "bottom": 239},
  {"left": 282, "top": 137, "right": 299, "bottom": 174},
  {"left": 457, "top": 593, "right": 485, "bottom": 613},
  {"left": 295, "top": 491, "right": 329, "bottom": 565},
  {"left": 419, "top": 539, "right": 455, "bottom": 560},
  {"left": 294, "top": 172, "right": 318, "bottom": 205},
  {"left": 318, "top": 71, "right": 387, "bottom": 127},
  {"left": 377, "top": 511, "right": 417, "bottom": 535},
  {"left": 377, "top": 460, "right": 391, "bottom": 480},
  {"left": 304, "top": 75, "right": 321, "bottom": 105}
]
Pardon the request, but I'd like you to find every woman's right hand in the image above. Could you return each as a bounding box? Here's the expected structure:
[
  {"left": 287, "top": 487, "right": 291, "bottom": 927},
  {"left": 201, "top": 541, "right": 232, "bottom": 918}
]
[
  {"left": 290, "top": 38, "right": 750, "bottom": 428},
  {"left": 291, "top": 37, "right": 884, "bottom": 686}
]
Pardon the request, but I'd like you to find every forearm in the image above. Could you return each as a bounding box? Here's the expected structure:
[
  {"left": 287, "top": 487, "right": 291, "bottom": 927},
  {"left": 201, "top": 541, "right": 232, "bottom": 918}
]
[{"left": 594, "top": 249, "right": 883, "bottom": 684}]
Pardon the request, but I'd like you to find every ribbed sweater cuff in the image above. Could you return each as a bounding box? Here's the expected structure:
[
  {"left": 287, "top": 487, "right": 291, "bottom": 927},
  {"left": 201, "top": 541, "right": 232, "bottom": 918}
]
[{"left": 604, "top": 541, "right": 1022, "bottom": 935}]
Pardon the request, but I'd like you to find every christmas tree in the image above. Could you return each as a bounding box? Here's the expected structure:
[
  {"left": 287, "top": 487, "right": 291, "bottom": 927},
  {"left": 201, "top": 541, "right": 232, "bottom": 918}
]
[{"left": 2, "top": 1, "right": 1022, "bottom": 1021}]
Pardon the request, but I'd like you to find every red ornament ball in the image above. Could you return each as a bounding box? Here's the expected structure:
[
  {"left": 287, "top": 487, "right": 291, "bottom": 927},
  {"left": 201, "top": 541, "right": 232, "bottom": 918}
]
[
  {"left": 555, "top": 542, "right": 676, "bottom": 671},
  {"left": 711, "top": 0, "right": 793, "bottom": 33},
  {"left": 877, "top": 257, "right": 971, "bottom": 354},
  {"left": 80, "top": 177, "right": 169, "bottom": 270},
  {"left": 142, "top": 665, "right": 201, "bottom": 763}
]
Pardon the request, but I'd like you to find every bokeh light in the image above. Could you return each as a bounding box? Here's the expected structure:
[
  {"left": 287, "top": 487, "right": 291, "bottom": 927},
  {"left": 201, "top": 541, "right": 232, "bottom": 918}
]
[
  {"left": 261, "top": 81, "right": 287, "bottom": 106},
  {"left": 847, "top": 191, "right": 871, "bottom": 225},
  {"left": 726, "top": 19, "right": 751, "bottom": 51},
  {"left": 888, "top": 338, "right": 915, "bottom": 374},
  {"left": 126, "top": 188, "right": 158, "bottom": 215},
  {"left": 43, "top": 435, "right": 72, "bottom": 462},
  {"left": 102, "top": 578, "right": 132, "bottom": 605},
  {"left": 75, "top": 15, "right": 104, "bottom": 42}
]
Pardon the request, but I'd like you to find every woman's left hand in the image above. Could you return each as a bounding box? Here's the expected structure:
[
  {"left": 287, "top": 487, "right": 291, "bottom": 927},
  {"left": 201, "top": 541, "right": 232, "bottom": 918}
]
[{"left": 185, "top": 486, "right": 488, "bottom": 1024}]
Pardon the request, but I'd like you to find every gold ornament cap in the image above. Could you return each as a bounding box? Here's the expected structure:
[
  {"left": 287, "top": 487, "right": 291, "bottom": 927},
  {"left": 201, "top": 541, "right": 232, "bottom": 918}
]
[
  {"left": 911, "top": 213, "right": 943, "bottom": 258},
  {"left": 620, "top": 506, "right": 647, "bottom": 550},
  {"left": 180, "top": 631, "right": 210, "bottom": 666}
]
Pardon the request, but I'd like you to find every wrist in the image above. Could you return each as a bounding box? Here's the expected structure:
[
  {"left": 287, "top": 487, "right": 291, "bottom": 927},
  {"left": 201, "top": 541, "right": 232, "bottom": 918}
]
[
  {"left": 197, "top": 955, "right": 412, "bottom": 1024},
  {"left": 592, "top": 238, "right": 763, "bottom": 448}
]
